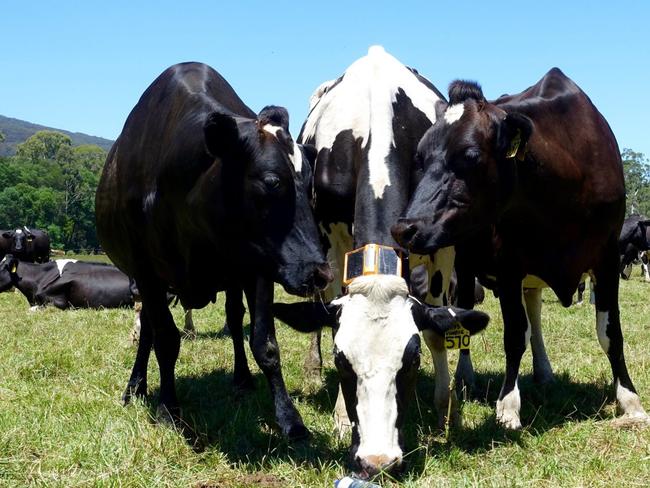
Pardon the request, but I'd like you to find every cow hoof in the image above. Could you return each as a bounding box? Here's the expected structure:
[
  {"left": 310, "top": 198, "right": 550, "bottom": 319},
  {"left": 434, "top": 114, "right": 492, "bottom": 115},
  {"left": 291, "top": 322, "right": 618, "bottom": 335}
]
[
  {"left": 156, "top": 404, "right": 181, "bottom": 426},
  {"left": 611, "top": 413, "right": 650, "bottom": 429},
  {"left": 122, "top": 382, "right": 147, "bottom": 405},
  {"left": 182, "top": 329, "right": 197, "bottom": 340},
  {"left": 234, "top": 374, "right": 255, "bottom": 393},
  {"left": 285, "top": 423, "right": 310, "bottom": 441},
  {"left": 496, "top": 410, "right": 522, "bottom": 430}
]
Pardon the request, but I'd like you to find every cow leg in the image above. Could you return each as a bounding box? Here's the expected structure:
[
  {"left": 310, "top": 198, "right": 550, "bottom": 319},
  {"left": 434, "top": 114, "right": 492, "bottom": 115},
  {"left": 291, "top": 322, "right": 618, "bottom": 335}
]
[
  {"left": 227, "top": 287, "right": 253, "bottom": 391},
  {"left": 246, "top": 277, "right": 308, "bottom": 439},
  {"left": 182, "top": 308, "right": 196, "bottom": 338},
  {"left": 525, "top": 288, "right": 554, "bottom": 384},
  {"left": 642, "top": 253, "right": 650, "bottom": 282},
  {"left": 423, "top": 330, "right": 457, "bottom": 429},
  {"left": 138, "top": 281, "right": 181, "bottom": 422},
  {"left": 454, "top": 256, "right": 477, "bottom": 397},
  {"left": 304, "top": 330, "right": 323, "bottom": 382},
  {"left": 123, "top": 301, "right": 153, "bottom": 404},
  {"left": 594, "top": 241, "right": 648, "bottom": 421},
  {"left": 496, "top": 278, "right": 529, "bottom": 430}
]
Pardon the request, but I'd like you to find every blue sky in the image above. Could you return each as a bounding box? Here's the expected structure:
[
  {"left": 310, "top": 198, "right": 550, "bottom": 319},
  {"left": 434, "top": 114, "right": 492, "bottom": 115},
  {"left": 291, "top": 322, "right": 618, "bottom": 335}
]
[{"left": 2, "top": 1, "right": 649, "bottom": 157}]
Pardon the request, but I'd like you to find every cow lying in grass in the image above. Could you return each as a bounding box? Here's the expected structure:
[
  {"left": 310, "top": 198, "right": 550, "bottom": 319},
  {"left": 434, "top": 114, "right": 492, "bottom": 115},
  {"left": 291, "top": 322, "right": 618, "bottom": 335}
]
[{"left": 0, "top": 255, "right": 136, "bottom": 309}]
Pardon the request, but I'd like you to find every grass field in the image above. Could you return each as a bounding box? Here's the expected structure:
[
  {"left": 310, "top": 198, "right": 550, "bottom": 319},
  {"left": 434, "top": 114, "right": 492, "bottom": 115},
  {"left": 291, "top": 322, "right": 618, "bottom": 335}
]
[{"left": 1, "top": 260, "right": 649, "bottom": 487}]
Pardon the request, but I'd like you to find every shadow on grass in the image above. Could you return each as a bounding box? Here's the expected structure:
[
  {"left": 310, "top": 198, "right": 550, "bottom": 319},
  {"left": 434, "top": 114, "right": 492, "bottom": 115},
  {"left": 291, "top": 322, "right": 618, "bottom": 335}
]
[
  {"left": 400, "top": 368, "right": 612, "bottom": 477},
  {"left": 143, "top": 361, "right": 611, "bottom": 476},
  {"left": 146, "top": 365, "right": 347, "bottom": 468}
]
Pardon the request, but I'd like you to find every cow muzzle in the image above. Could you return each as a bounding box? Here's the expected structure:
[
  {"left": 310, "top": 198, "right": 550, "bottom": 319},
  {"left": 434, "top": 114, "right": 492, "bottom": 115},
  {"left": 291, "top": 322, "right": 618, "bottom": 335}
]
[{"left": 356, "top": 454, "right": 402, "bottom": 479}]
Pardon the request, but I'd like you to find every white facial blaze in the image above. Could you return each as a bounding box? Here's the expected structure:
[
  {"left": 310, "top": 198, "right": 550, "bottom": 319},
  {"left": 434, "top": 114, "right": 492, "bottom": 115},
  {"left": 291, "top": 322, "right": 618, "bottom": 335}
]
[
  {"left": 444, "top": 104, "right": 465, "bottom": 124},
  {"left": 334, "top": 275, "right": 418, "bottom": 463},
  {"left": 596, "top": 311, "right": 610, "bottom": 353},
  {"left": 262, "top": 124, "right": 303, "bottom": 173},
  {"left": 301, "top": 45, "right": 442, "bottom": 199},
  {"left": 55, "top": 259, "right": 77, "bottom": 276},
  {"left": 15, "top": 229, "right": 23, "bottom": 235}
]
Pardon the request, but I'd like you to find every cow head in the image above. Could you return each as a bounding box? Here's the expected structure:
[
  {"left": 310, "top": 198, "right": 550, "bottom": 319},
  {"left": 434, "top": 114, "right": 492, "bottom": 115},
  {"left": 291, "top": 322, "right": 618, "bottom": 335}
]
[
  {"left": 204, "top": 106, "right": 331, "bottom": 296},
  {"left": 273, "top": 275, "right": 489, "bottom": 477},
  {"left": 1, "top": 228, "right": 35, "bottom": 256},
  {"left": 392, "top": 80, "right": 532, "bottom": 254},
  {"left": 0, "top": 255, "right": 19, "bottom": 292}
]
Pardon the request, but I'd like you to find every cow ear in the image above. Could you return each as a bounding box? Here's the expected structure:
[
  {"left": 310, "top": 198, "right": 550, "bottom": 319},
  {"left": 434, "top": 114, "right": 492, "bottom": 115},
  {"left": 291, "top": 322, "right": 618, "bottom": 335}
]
[
  {"left": 410, "top": 301, "right": 489, "bottom": 336},
  {"left": 204, "top": 112, "right": 241, "bottom": 160},
  {"left": 2, "top": 231, "right": 12, "bottom": 239},
  {"left": 434, "top": 100, "right": 448, "bottom": 121},
  {"left": 273, "top": 301, "right": 340, "bottom": 332},
  {"left": 500, "top": 112, "right": 533, "bottom": 162}
]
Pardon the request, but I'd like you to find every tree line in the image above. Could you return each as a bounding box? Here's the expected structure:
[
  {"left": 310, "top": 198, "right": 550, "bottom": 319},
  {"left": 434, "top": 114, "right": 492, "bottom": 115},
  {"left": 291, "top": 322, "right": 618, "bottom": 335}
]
[
  {"left": 0, "top": 129, "right": 649, "bottom": 252},
  {"left": 0, "top": 130, "right": 106, "bottom": 252}
]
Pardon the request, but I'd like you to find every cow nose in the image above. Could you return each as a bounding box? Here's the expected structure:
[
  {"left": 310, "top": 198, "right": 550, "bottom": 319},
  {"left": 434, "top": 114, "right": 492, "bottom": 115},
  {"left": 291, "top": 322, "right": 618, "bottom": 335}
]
[
  {"left": 313, "top": 263, "right": 333, "bottom": 291},
  {"left": 358, "top": 454, "right": 401, "bottom": 478},
  {"left": 391, "top": 219, "right": 419, "bottom": 247}
]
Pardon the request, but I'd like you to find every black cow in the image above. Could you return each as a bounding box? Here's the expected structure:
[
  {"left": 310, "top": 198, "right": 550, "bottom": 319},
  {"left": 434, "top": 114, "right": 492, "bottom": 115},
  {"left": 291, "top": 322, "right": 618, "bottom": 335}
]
[
  {"left": 619, "top": 214, "right": 650, "bottom": 280},
  {"left": 0, "top": 255, "right": 134, "bottom": 309},
  {"left": 95, "top": 62, "right": 331, "bottom": 439},
  {"left": 393, "top": 69, "right": 648, "bottom": 428},
  {"left": 0, "top": 227, "right": 51, "bottom": 263},
  {"left": 273, "top": 46, "right": 489, "bottom": 476}
]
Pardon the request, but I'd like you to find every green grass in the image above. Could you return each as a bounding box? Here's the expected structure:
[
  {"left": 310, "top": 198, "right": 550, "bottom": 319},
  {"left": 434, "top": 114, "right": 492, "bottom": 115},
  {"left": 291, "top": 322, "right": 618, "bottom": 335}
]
[{"left": 1, "top": 260, "right": 649, "bottom": 487}]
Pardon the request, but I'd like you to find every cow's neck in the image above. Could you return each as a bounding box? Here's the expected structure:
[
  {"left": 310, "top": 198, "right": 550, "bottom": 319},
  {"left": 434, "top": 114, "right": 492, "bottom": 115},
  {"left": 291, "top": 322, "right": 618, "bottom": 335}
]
[
  {"left": 353, "top": 169, "right": 409, "bottom": 249},
  {"left": 14, "top": 262, "right": 57, "bottom": 305}
]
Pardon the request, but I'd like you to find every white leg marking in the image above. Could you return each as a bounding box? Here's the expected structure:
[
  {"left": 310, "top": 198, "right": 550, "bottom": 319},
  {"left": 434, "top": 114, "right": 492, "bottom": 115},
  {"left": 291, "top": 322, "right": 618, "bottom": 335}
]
[
  {"left": 525, "top": 288, "right": 554, "bottom": 383},
  {"left": 615, "top": 379, "right": 648, "bottom": 418},
  {"left": 644, "top": 262, "right": 650, "bottom": 282},
  {"left": 596, "top": 311, "right": 610, "bottom": 353},
  {"left": 423, "top": 330, "right": 455, "bottom": 428},
  {"left": 496, "top": 381, "right": 522, "bottom": 429}
]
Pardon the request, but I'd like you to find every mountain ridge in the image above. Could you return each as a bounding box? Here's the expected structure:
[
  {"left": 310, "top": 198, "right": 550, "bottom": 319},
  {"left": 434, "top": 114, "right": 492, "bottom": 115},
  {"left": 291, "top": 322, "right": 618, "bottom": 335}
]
[{"left": 0, "top": 114, "right": 114, "bottom": 156}]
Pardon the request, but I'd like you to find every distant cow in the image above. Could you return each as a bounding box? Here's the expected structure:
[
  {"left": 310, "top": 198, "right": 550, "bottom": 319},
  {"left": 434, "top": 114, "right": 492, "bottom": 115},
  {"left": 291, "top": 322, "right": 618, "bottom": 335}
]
[
  {"left": 619, "top": 214, "right": 650, "bottom": 280},
  {"left": 0, "top": 227, "right": 50, "bottom": 263},
  {"left": 393, "top": 69, "right": 648, "bottom": 428},
  {"left": 95, "top": 62, "right": 331, "bottom": 438},
  {"left": 0, "top": 255, "right": 135, "bottom": 309}
]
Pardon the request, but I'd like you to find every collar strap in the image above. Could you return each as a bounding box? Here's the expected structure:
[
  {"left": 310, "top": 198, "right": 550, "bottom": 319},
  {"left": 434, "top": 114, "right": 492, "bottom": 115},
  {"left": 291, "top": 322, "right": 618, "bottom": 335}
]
[{"left": 343, "top": 243, "right": 403, "bottom": 285}]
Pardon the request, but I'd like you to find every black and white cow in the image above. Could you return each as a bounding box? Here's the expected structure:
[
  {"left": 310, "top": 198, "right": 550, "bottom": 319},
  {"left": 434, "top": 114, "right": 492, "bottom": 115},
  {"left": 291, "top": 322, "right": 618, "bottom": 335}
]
[
  {"left": 95, "top": 62, "right": 331, "bottom": 439},
  {"left": 0, "top": 255, "right": 135, "bottom": 309},
  {"left": 619, "top": 214, "right": 650, "bottom": 280},
  {"left": 274, "top": 47, "right": 489, "bottom": 476},
  {"left": 0, "top": 227, "right": 51, "bottom": 263},
  {"left": 394, "top": 70, "right": 649, "bottom": 428}
]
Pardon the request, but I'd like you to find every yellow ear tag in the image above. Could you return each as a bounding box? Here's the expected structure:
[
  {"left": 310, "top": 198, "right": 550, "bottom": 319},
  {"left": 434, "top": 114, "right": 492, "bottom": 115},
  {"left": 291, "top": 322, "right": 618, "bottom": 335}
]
[
  {"left": 10, "top": 264, "right": 17, "bottom": 273},
  {"left": 506, "top": 129, "right": 521, "bottom": 159}
]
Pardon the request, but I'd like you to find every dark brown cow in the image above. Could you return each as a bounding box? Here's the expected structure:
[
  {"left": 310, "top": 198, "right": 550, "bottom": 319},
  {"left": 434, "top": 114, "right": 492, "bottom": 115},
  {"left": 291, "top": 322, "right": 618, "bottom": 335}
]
[{"left": 393, "top": 68, "right": 648, "bottom": 428}]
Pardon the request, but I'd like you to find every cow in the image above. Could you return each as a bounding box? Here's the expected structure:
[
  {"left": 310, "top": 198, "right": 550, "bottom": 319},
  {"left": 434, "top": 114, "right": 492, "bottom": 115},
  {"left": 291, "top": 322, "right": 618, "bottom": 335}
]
[
  {"left": 0, "top": 227, "right": 51, "bottom": 263},
  {"left": 95, "top": 62, "right": 332, "bottom": 439},
  {"left": 619, "top": 214, "right": 650, "bottom": 280},
  {"left": 0, "top": 255, "right": 135, "bottom": 309},
  {"left": 393, "top": 68, "right": 649, "bottom": 429},
  {"left": 272, "top": 46, "right": 489, "bottom": 477}
]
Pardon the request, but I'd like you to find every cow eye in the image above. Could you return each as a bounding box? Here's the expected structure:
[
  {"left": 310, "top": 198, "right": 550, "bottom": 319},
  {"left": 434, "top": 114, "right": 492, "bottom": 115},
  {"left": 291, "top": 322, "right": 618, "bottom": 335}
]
[
  {"left": 464, "top": 148, "right": 481, "bottom": 162},
  {"left": 263, "top": 174, "right": 281, "bottom": 191}
]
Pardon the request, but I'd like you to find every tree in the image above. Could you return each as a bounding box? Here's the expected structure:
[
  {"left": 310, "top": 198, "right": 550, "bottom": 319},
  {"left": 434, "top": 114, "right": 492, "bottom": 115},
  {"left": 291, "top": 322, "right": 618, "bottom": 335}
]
[
  {"left": 0, "top": 130, "right": 5, "bottom": 143},
  {"left": 621, "top": 148, "right": 650, "bottom": 216},
  {"left": 16, "top": 130, "right": 72, "bottom": 162}
]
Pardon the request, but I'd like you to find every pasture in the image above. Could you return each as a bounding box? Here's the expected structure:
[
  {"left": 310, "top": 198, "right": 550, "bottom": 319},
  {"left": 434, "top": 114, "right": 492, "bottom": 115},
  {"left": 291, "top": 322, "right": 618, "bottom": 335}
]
[{"left": 1, "top": 261, "right": 649, "bottom": 487}]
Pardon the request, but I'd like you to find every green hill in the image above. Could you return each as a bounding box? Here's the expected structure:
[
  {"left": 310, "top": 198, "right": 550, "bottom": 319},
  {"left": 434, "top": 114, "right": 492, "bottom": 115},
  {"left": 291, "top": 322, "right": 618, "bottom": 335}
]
[{"left": 0, "top": 114, "right": 114, "bottom": 157}]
